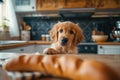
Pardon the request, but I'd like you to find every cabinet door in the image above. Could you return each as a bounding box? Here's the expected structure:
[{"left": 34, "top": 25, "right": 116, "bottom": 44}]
[
  {"left": 95, "top": 0, "right": 120, "bottom": 9},
  {"left": 13, "top": 0, "right": 36, "bottom": 12},
  {"left": 0, "top": 48, "right": 22, "bottom": 53},
  {"left": 98, "top": 45, "right": 105, "bottom": 54},
  {"left": 37, "top": 0, "right": 120, "bottom": 11},
  {"left": 0, "top": 45, "right": 35, "bottom": 53},
  {"left": 98, "top": 45, "right": 120, "bottom": 54},
  {"left": 37, "top": 0, "right": 64, "bottom": 11},
  {"left": 21, "top": 45, "right": 35, "bottom": 53},
  {"left": 35, "top": 45, "right": 51, "bottom": 54}
]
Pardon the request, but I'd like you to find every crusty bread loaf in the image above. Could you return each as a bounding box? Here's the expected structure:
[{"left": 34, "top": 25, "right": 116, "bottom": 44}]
[{"left": 3, "top": 54, "right": 119, "bottom": 80}]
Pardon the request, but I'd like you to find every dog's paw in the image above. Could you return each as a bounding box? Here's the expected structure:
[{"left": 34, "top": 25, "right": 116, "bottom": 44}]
[{"left": 43, "top": 48, "right": 58, "bottom": 55}]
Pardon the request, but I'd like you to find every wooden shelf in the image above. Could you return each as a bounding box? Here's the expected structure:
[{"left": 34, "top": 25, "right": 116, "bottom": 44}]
[{"left": 37, "top": 0, "right": 120, "bottom": 11}]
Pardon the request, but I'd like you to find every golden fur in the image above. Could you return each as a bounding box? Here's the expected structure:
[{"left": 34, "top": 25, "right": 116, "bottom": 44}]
[{"left": 43, "top": 21, "right": 84, "bottom": 54}]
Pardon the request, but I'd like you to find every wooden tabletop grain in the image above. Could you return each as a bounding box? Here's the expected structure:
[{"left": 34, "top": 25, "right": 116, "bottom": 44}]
[{"left": 79, "top": 54, "right": 120, "bottom": 77}]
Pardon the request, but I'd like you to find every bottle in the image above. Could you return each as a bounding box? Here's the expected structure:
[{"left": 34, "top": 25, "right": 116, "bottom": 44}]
[
  {"left": 41, "top": 34, "right": 46, "bottom": 41},
  {"left": 92, "top": 22, "right": 97, "bottom": 35},
  {"left": 46, "top": 34, "right": 50, "bottom": 41}
]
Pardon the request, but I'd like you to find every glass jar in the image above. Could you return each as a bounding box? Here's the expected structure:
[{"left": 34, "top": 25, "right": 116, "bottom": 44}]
[
  {"left": 46, "top": 34, "right": 50, "bottom": 41},
  {"left": 41, "top": 34, "right": 46, "bottom": 41},
  {"left": 21, "top": 30, "right": 30, "bottom": 41}
]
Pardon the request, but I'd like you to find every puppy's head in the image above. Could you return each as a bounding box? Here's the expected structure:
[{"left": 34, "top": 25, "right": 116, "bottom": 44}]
[{"left": 50, "top": 21, "right": 84, "bottom": 46}]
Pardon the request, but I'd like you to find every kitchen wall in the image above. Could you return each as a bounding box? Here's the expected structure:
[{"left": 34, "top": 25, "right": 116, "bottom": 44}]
[{"left": 23, "top": 16, "right": 120, "bottom": 42}]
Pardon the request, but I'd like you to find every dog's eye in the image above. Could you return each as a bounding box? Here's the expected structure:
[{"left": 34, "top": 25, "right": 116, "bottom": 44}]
[
  {"left": 59, "top": 29, "right": 63, "bottom": 33},
  {"left": 69, "top": 30, "right": 74, "bottom": 34}
]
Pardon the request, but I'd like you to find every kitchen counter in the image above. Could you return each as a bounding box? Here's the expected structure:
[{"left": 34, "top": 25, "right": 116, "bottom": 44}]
[
  {"left": 79, "top": 42, "right": 120, "bottom": 45},
  {"left": 0, "top": 53, "right": 120, "bottom": 80},
  {"left": 97, "top": 42, "right": 120, "bottom": 45},
  {"left": 0, "top": 41, "right": 120, "bottom": 50},
  {"left": 0, "top": 41, "right": 51, "bottom": 50}
]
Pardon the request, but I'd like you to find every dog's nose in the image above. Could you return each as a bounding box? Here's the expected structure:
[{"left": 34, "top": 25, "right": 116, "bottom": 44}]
[
  {"left": 62, "top": 37, "right": 68, "bottom": 43},
  {"left": 61, "top": 37, "right": 68, "bottom": 46}
]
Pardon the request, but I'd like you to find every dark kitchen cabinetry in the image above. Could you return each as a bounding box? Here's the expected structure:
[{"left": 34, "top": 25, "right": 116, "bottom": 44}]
[{"left": 78, "top": 43, "right": 97, "bottom": 54}]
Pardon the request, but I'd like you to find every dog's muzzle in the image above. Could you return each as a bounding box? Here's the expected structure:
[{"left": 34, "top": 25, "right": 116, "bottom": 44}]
[{"left": 61, "top": 37, "right": 68, "bottom": 46}]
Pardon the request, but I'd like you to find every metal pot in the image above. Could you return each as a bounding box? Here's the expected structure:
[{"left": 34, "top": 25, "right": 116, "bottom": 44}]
[
  {"left": 112, "top": 30, "right": 120, "bottom": 41},
  {"left": 110, "top": 21, "right": 120, "bottom": 42},
  {"left": 116, "top": 21, "right": 120, "bottom": 28}
]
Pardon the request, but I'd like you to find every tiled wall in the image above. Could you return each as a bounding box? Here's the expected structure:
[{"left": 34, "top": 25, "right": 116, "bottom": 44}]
[{"left": 23, "top": 17, "right": 119, "bottom": 42}]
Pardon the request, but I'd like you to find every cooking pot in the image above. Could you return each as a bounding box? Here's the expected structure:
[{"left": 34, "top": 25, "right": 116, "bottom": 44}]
[
  {"left": 116, "top": 21, "right": 120, "bottom": 28},
  {"left": 110, "top": 21, "right": 120, "bottom": 42}
]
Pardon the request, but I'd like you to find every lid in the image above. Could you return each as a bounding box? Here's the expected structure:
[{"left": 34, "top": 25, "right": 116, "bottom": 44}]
[{"left": 116, "top": 21, "right": 120, "bottom": 28}]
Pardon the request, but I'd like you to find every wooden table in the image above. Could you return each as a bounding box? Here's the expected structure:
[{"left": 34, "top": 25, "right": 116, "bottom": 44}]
[{"left": 79, "top": 54, "right": 120, "bottom": 76}]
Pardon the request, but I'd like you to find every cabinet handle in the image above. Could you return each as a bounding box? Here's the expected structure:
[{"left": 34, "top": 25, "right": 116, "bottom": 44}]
[
  {"left": 100, "top": 46, "right": 102, "bottom": 49},
  {"left": 32, "top": 6, "right": 34, "bottom": 9},
  {"left": 20, "top": 49, "right": 24, "bottom": 51},
  {"left": 84, "top": 46, "right": 88, "bottom": 50}
]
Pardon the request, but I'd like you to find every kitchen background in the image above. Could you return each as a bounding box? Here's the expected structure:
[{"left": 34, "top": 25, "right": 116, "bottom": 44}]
[
  {"left": 22, "top": 16, "right": 119, "bottom": 42},
  {"left": 0, "top": 0, "right": 120, "bottom": 54},
  {"left": 0, "top": 0, "right": 120, "bottom": 42}
]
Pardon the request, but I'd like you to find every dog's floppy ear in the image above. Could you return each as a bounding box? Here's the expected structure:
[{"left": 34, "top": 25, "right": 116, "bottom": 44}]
[
  {"left": 50, "top": 23, "right": 60, "bottom": 42},
  {"left": 73, "top": 25, "right": 84, "bottom": 45}
]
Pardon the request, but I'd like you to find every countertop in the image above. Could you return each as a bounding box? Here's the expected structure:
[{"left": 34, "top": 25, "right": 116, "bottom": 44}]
[
  {"left": 0, "top": 41, "right": 51, "bottom": 50},
  {"left": 0, "top": 41, "right": 120, "bottom": 50},
  {"left": 96, "top": 42, "right": 120, "bottom": 45},
  {"left": 0, "top": 53, "right": 120, "bottom": 80}
]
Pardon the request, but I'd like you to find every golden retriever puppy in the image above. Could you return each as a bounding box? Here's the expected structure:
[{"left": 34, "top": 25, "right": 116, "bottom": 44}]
[{"left": 43, "top": 21, "right": 84, "bottom": 54}]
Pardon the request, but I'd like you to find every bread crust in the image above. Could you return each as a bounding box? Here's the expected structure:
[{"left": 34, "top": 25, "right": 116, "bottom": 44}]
[{"left": 3, "top": 54, "right": 120, "bottom": 80}]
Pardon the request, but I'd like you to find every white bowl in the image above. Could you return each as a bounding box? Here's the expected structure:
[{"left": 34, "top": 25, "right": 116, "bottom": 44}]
[{"left": 92, "top": 35, "right": 108, "bottom": 42}]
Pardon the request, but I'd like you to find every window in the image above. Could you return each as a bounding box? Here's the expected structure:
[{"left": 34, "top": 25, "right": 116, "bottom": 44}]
[
  {"left": 0, "top": 0, "right": 20, "bottom": 37},
  {"left": 0, "top": 4, "right": 3, "bottom": 30},
  {"left": 0, "top": 4, "right": 2, "bottom": 24}
]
